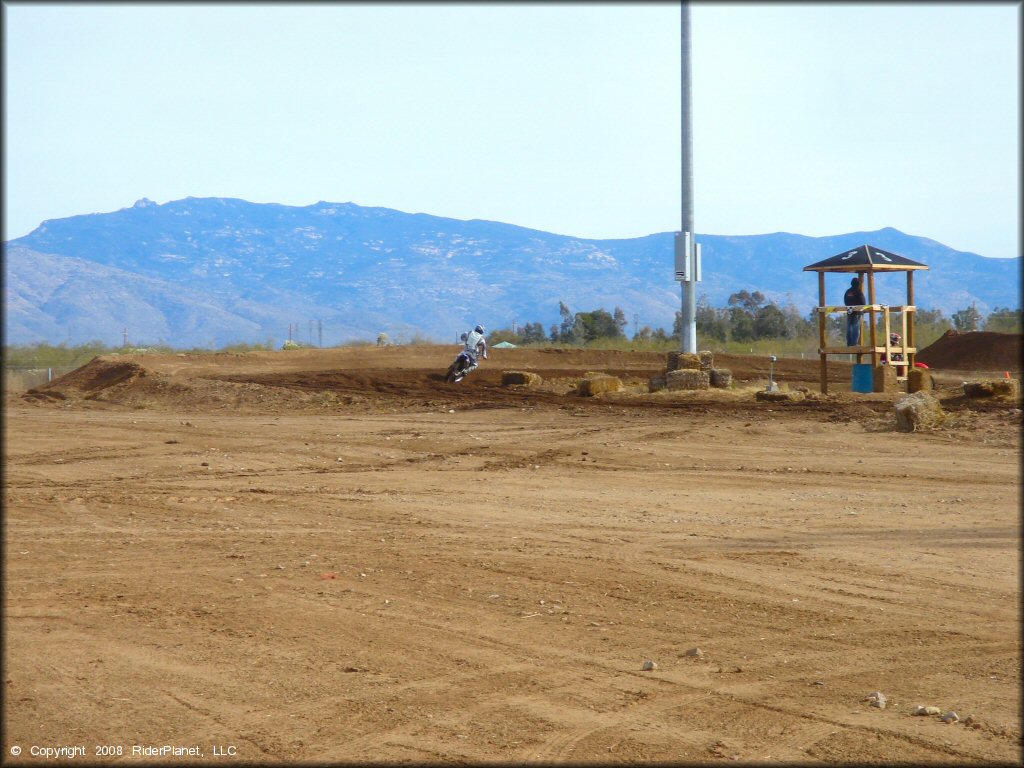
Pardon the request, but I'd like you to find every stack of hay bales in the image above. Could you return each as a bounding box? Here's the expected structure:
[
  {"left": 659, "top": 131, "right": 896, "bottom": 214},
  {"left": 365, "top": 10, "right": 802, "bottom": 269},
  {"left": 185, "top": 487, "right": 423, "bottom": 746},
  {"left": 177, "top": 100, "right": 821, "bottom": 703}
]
[
  {"left": 662, "top": 350, "right": 730, "bottom": 390},
  {"left": 895, "top": 391, "right": 944, "bottom": 432},
  {"left": 578, "top": 373, "right": 622, "bottom": 397},
  {"left": 666, "top": 368, "right": 709, "bottom": 390},
  {"left": 501, "top": 370, "right": 542, "bottom": 387},
  {"left": 709, "top": 368, "right": 732, "bottom": 388},
  {"left": 666, "top": 351, "right": 701, "bottom": 372}
]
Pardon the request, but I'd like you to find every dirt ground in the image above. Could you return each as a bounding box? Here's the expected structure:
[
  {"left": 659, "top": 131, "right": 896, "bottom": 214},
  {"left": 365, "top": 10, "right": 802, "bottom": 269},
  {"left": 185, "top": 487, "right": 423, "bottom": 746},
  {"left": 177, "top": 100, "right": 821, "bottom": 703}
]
[{"left": 4, "top": 342, "right": 1021, "bottom": 764}]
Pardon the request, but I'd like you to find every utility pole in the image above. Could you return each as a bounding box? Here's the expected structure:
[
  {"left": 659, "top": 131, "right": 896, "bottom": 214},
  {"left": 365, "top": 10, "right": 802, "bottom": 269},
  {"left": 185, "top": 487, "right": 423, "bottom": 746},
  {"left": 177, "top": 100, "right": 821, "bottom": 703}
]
[
  {"left": 123, "top": 327, "right": 128, "bottom": 348},
  {"left": 675, "top": 1, "right": 700, "bottom": 353},
  {"left": 318, "top": 319, "right": 323, "bottom": 348}
]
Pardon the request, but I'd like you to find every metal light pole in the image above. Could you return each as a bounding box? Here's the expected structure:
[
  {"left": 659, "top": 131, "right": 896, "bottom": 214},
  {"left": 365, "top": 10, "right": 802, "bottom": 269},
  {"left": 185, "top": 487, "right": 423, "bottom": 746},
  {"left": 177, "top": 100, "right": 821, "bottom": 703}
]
[{"left": 675, "top": 1, "right": 699, "bottom": 353}]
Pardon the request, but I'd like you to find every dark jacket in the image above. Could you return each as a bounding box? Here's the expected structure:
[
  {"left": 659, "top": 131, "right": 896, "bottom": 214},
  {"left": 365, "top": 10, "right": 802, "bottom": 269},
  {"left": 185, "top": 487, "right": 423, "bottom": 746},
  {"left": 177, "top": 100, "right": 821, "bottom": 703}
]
[{"left": 844, "top": 284, "right": 866, "bottom": 315}]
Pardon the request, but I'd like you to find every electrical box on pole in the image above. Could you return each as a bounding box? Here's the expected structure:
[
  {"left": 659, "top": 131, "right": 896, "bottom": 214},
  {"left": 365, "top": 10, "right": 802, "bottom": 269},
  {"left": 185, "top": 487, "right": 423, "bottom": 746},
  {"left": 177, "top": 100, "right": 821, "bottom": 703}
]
[{"left": 674, "top": 231, "right": 701, "bottom": 284}]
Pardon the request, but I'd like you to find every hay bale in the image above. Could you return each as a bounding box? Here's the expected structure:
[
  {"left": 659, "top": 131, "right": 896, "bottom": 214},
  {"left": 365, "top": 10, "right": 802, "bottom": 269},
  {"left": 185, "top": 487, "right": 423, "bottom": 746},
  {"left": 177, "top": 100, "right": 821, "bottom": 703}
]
[
  {"left": 666, "top": 352, "right": 701, "bottom": 372},
  {"left": 501, "top": 370, "right": 542, "bottom": 387},
  {"left": 578, "top": 374, "right": 622, "bottom": 397},
  {"left": 874, "top": 363, "right": 898, "bottom": 393},
  {"left": 665, "top": 369, "right": 709, "bottom": 390},
  {"left": 698, "top": 350, "right": 714, "bottom": 371},
  {"left": 963, "top": 379, "right": 1020, "bottom": 399},
  {"left": 648, "top": 376, "right": 667, "bottom": 393},
  {"left": 895, "top": 391, "right": 944, "bottom": 432},
  {"left": 709, "top": 368, "right": 732, "bottom": 388},
  {"left": 907, "top": 368, "right": 933, "bottom": 393},
  {"left": 755, "top": 389, "right": 805, "bottom": 403}
]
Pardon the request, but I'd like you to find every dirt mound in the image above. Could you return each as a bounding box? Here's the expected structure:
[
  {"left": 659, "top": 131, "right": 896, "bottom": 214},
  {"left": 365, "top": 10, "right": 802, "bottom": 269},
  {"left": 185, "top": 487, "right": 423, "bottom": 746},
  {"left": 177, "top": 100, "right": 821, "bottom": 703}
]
[
  {"left": 23, "top": 356, "right": 154, "bottom": 401},
  {"left": 916, "top": 330, "right": 1021, "bottom": 372}
]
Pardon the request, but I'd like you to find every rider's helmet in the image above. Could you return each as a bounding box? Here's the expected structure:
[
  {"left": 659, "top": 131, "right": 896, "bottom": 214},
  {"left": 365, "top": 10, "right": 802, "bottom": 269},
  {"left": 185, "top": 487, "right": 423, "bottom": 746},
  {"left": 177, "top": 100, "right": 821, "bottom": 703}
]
[
  {"left": 474, "top": 325, "right": 484, "bottom": 334},
  {"left": 890, "top": 332, "right": 902, "bottom": 346}
]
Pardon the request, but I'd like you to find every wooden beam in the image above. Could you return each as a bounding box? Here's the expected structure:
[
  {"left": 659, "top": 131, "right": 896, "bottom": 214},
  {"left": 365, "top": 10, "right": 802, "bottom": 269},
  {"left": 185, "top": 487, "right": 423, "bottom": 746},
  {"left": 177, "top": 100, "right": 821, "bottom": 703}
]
[
  {"left": 818, "top": 272, "right": 827, "bottom": 394},
  {"left": 907, "top": 272, "right": 916, "bottom": 372},
  {"left": 867, "top": 272, "right": 878, "bottom": 367}
]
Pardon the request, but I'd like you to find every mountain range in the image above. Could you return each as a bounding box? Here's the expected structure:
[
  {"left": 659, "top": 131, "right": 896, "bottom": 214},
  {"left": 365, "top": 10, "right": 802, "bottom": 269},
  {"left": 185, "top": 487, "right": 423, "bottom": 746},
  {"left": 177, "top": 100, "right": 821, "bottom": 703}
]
[{"left": 4, "top": 196, "right": 1020, "bottom": 348}]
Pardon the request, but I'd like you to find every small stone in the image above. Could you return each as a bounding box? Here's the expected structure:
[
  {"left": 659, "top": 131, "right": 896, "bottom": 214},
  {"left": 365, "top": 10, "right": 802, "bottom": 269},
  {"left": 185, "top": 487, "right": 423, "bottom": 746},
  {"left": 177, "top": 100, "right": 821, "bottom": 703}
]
[
  {"left": 642, "top": 659, "right": 657, "bottom": 671},
  {"left": 914, "top": 705, "right": 942, "bottom": 716},
  {"left": 865, "top": 691, "right": 887, "bottom": 709},
  {"left": 940, "top": 711, "right": 959, "bottom": 723},
  {"left": 683, "top": 647, "right": 703, "bottom": 657}
]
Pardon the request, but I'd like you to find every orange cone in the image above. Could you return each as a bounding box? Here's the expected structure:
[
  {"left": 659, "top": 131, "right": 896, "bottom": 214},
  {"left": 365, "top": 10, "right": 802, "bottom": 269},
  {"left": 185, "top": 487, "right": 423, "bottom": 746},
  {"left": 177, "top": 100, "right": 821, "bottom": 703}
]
[{"left": 1005, "top": 371, "right": 1011, "bottom": 379}]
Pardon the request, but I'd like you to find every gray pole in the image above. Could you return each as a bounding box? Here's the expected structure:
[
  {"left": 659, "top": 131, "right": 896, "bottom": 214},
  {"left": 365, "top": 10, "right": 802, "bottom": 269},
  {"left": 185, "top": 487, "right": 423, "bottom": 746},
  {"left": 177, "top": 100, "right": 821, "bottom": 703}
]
[{"left": 680, "top": 1, "right": 697, "bottom": 353}]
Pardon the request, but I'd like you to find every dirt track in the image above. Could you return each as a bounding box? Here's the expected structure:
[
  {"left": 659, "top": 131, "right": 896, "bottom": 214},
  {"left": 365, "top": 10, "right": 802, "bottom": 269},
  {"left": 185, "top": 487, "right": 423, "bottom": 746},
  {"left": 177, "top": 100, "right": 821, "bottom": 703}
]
[{"left": 4, "top": 343, "right": 1021, "bottom": 764}]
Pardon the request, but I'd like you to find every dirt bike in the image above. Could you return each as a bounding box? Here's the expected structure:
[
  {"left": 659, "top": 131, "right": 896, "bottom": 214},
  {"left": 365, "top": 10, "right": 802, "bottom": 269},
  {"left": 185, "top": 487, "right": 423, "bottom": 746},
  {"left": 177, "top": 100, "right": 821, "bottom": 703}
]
[{"left": 445, "top": 351, "right": 476, "bottom": 383}]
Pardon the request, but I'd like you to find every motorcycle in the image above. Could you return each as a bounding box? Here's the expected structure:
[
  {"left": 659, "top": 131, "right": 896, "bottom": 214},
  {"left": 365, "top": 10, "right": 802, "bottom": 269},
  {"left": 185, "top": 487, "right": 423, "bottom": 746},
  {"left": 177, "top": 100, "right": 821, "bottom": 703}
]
[{"left": 445, "top": 351, "right": 476, "bottom": 383}]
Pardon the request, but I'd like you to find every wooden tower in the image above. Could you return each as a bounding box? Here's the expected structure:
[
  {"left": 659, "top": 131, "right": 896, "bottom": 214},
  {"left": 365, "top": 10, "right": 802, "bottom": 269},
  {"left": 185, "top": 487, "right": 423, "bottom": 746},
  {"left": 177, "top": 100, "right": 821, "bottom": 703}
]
[{"left": 803, "top": 245, "right": 929, "bottom": 394}]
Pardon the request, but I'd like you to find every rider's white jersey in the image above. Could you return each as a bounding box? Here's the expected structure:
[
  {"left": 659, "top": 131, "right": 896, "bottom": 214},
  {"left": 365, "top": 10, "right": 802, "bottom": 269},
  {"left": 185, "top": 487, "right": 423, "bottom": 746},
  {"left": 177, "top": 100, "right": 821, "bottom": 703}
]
[{"left": 464, "top": 329, "right": 486, "bottom": 355}]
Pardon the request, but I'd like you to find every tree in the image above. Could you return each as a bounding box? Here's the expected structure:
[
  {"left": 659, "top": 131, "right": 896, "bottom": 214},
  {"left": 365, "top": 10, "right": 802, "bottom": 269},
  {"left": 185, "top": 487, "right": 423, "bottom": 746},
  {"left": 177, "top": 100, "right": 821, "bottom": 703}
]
[
  {"left": 521, "top": 322, "right": 547, "bottom": 344},
  {"left": 783, "top": 303, "right": 814, "bottom": 339},
  {"left": 633, "top": 325, "right": 655, "bottom": 342},
  {"left": 489, "top": 328, "right": 521, "bottom": 345},
  {"left": 696, "top": 295, "right": 728, "bottom": 341},
  {"left": 952, "top": 305, "right": 983, "bottom": 332},
  {"left": 613, "top": 306, "right": 628, "bottom": 336},
  {"left": 558, "top": 301, "right": 577, "bottom": 344},
  {"left": 916, "top": 308, "right": 948, "bottom": 325},
  {"left": 753, "top": 303, "right": 790, "bottom": 339},
  {"left": 574, "top": 309, "right": 623, "bottom": 343},
  {"left": 727, "top": 290, "right": 766, "bottom": 312},
  {"left": 728, "top": 306, "right": 756, "bottom": 342},
  {"left": 984, "top": 307, "right": 1022, "bottom": 333}
]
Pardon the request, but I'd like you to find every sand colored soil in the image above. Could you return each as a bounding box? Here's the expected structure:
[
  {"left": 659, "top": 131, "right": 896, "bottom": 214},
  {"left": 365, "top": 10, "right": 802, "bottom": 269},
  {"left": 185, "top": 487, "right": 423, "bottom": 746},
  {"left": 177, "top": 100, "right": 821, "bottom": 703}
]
[{"left": 4, "top": 342, "right": 1021, "bottom": 764}]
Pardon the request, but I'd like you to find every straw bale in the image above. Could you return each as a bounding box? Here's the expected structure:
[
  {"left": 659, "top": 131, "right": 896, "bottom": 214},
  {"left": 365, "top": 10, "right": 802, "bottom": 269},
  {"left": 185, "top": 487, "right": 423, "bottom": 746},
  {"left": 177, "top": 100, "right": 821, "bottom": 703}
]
[
  {"left": 709, "top": 368, "right": 732, "bottom": 388},
  {"left": 873, "top": 363, "right": 898, "bottom": 393},
  {"left": 755, "top": 389, "right": 805, "bottom": 403},
  {"left": 648, "top": 376, "right": 667, "bottom": 393},
  {"left": 666, "top": 352, "right": 701, "bottom": 372},
  {"left": 963, "top": 379, "right": 1020, "bottom": 399},
  {"left": 907, "top": 368, "right": 933, "bottom": 393},
  {"left": 698, "top": 350, "right": 714, "bottom": 370},
  {"left": 665, "top": 369, "right": 709, "bottom": 390},
  {"left": 895, "top": 391, "right": 944, "bottom": 432},
  {"left": 578, "top": 374, "right": 623, "bottom": 397},
  {"left": 501, "top": 370, "right": 542, "bottom": 387}
]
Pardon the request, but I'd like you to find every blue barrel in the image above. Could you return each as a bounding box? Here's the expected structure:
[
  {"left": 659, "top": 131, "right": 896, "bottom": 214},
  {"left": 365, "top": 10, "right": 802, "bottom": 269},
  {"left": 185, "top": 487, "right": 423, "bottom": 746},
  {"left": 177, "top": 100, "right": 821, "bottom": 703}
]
[{"left": 852, "top": 363, "right": 874, "bottom": 393}]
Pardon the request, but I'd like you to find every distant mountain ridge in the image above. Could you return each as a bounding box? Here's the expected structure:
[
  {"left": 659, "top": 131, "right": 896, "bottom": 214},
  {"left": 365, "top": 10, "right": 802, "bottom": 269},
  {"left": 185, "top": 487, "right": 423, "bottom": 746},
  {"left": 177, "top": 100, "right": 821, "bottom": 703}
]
[{"left": 4, "top": 197, "right": 1019, "bottom": 347}]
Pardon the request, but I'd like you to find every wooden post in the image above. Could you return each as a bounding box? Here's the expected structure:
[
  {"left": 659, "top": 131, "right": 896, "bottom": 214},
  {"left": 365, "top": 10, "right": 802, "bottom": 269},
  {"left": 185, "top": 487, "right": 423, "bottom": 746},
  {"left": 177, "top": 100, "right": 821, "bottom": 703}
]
[
  {"left": 818, "top": 271, "right": 827, "bottom": 394},
  {"left": 867, "top": 271, "right": 878, "bottom": 368},
  {"left": 907, "top": 271, "right": 916, "bottom": 372}
]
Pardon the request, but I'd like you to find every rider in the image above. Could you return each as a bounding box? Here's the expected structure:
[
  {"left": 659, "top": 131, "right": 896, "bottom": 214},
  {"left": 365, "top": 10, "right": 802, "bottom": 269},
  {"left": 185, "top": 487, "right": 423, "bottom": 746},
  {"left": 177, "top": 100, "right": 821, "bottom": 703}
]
[
  {"left": 462, "top": 325, "right": 488, "bottom": 375},
  {"left": 886, "top": 331, "right": 906, "bottom": 376}
]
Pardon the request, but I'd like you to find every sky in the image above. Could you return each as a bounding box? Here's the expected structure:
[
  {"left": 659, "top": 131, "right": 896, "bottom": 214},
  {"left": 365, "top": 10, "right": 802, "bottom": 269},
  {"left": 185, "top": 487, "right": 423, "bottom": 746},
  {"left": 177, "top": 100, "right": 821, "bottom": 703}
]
[{"left": 3, "top": 2, "right": 1020, "bottom": 259}]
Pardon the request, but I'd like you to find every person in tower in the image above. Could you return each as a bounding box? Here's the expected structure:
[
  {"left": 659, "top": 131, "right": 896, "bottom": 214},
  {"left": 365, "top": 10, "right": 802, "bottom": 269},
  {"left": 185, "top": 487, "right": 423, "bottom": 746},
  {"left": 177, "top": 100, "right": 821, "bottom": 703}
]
[{"left": 844, "top": 276, "right": 867, "bottom": 347}]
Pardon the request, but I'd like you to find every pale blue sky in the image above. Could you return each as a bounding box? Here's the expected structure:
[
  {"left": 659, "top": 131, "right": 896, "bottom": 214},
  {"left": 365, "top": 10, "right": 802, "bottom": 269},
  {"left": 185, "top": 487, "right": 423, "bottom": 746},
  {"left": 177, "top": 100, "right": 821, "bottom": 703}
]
[{"left": 3, "top": 2, "right": 1020, "bottom": 258}]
